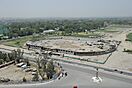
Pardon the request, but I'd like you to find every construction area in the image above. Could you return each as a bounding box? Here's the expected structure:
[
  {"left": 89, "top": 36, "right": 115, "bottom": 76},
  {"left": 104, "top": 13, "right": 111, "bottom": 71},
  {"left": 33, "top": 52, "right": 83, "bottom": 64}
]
[
  {"left": 26, "top": 38, "right": 120, "bottom": 56},
  {"left": 26, "top": 37, "right": 121, "bottom": 64}
]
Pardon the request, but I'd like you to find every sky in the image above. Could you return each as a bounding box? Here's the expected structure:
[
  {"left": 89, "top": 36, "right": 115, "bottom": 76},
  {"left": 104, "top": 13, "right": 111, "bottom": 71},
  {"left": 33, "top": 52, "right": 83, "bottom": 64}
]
[{"left": 0, "top": 0, "right": 132, "bottom": 18}]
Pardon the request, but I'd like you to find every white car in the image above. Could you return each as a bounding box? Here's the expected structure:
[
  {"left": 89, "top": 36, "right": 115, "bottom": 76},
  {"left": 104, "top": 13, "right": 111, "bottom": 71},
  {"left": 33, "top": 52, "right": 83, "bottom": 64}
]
[
  {"left": 21, "top": 64, "right": 27, "bottom": 69},
  {"left": 16, "top": 62, "right": 24, "bottom": 67}
]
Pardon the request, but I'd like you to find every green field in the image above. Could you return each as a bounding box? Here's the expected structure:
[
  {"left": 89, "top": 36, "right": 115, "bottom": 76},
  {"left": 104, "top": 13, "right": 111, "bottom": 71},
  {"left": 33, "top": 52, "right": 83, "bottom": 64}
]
[
  {"left": 97, "top": 27, "right": 119, "bottom": 33},
  {"left": 2, "top": 27, "right": 120, "bottom": 48},
  {"left": 4, "top": 36, "right": 33, "bottom": 47},
  {"left": 102, "top": 30, "right": 119, "bottom": 33},
  {"left": 71, "top": 32, "right": 102, "bottom": 38},
  {"left": 4, "top": 34, "right": 47, "bottom": 47},
  {"left": 126, "top": 33, "right": 132, "bottom": 42}
]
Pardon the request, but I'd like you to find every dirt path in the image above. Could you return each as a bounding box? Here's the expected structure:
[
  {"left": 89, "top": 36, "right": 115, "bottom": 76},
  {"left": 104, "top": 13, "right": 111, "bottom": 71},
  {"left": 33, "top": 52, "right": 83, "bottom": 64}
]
[{"left": 104, "top": 28, "right": 132, "bottom": 71}]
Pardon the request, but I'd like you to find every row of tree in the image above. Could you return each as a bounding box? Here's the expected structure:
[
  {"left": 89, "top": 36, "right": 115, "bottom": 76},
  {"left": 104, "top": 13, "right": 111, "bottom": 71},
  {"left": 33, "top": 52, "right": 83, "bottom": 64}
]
[
  {"left": 0, "top": 49, "right": 24, "bottom": 65},
  {"left": 2, "top": 18, "right": 132, "bottom": 38},
  {"left": 3, "top": 19, "right": 106, "bottom": 38},
  {"left": 33, "top": 53, "right": 55, "bottom": 81}
]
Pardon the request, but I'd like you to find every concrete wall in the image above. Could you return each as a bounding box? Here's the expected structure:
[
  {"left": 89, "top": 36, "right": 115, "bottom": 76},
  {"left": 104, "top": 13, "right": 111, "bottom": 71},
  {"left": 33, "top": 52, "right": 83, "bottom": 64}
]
[
  {"left": 26, "top": 43, "right": 117, "bottom": 56},
  {"left": 0, "top": 60, "right": 15, "bottom": 69}
]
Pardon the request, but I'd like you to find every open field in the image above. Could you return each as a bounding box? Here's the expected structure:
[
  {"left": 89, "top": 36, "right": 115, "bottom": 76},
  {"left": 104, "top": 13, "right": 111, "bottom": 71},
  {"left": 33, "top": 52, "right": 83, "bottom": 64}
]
[
  {"left": 0, "top": 64, "right": 33, "bottom": 81},
  {"left": 97, "top": 26, "right": 120, "bottom": 33},
  {"left": 72, "top": 32, "right": 102, "bottom": 38},
  {"left": 3, "top": 34, "right": 47, "bottom": 48},
  {"left": 2, "top": 33, "right": 102, "bottom": 47},
  {"left": 2, "top": 32, "right": 105, "bottom": 48},
  {"left": 3, "top": 36, "right": 33, "bottom": 48},
  {"left": 27, "top": 38, "right": 112, "bottom": 52}
]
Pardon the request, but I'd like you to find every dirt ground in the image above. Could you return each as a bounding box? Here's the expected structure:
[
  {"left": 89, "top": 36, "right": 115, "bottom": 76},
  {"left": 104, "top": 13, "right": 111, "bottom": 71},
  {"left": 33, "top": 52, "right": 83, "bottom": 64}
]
[
  {"left": 102, "top": 28, "right": 132, "bottom": 71},
  {"left": 0, "top": 64, "right": 33, "bottom": 81}
]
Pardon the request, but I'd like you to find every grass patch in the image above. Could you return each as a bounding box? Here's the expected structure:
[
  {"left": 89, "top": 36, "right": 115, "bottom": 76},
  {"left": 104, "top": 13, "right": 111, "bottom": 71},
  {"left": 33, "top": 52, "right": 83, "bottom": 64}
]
[
  {"left": 4, "top": 36, "right": 33, "bottom": 47},
  {"left": 102, "top": 30, "right": 119, "bottom": 33},
  {"left": 126, "top": 33, "right": 132, "bottom": 42},
  {"left": 123, "top": 49, "right": 132, "bottom": 54},
  {"left": 97, "top": 27, "right": 119, "bottom": 33},
  {"left": 3, "top": 31, "right": 101, "bottom": 48},
  {"left": 4, "top": 34, "right": 46, "bottom": 47},
  {"left": 110, "top": 24, "right": 132, "bottom": 28},
  {"left": 53, "top": 31, "right": 103, "bottom": 38},
  {"left": 71, "top": 32, "right": 102, "bottom": 38}
]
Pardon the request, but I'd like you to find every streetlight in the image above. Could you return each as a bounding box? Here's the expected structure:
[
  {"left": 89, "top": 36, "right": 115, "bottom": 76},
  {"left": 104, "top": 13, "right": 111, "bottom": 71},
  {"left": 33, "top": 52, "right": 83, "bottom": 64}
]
[
  {"left": 92, "top": 55, "right": 102, "bottom": 83},
  {"left": 92, "top": 67, "right": 102, "bottom": 83}
]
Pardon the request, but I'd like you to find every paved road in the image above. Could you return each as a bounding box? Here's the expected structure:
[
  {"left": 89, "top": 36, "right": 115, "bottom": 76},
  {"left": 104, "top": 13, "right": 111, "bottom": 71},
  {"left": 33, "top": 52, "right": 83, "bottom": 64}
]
[
  {"left": 0, "top": 48, "right": 132, "bottom": 88},
  {"left": 0, "top": 62, "right": 132, "bottom": 88}
]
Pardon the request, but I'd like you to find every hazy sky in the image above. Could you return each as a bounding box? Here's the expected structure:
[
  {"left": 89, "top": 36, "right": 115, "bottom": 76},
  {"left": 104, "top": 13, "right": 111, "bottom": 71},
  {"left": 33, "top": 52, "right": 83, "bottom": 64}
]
[{"left": 0, "top": 0, "right": 132, "bottom": 18}]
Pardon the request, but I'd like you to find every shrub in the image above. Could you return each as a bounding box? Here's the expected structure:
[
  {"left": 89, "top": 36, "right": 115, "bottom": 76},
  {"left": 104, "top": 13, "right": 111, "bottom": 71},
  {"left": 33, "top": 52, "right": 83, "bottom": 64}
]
[
  {"left": 0, "top": 59, "right": 4, "bottom": 65},
  {"left": 23, "top": 77, "right": 27, "bottom": 82},
  {"left": 32, "top": 72, "right": 39, "bottom": 81}
]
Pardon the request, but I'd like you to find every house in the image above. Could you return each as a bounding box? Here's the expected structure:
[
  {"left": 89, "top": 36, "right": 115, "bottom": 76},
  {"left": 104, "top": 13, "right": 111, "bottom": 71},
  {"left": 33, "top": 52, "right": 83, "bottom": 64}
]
[{"left": 42, "top": 30, "right": 55, "bottom": 34}]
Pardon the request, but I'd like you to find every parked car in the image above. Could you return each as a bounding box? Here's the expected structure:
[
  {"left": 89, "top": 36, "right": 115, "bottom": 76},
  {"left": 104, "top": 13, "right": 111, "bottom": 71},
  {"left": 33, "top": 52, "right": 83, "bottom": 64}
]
[{"left": 16, "top": 62, "right": 24, "bottom": 67}]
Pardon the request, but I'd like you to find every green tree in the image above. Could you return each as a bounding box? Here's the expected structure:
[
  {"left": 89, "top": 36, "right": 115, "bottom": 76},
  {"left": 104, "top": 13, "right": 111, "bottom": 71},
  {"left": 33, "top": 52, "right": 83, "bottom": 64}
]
[
  {"left": 11, "top": 50, "right": 17, "bottom": 63},
  {"left": 23, "top": 77, "right": 27, "bottom": 82},
  {"left": 16, "top": 49, "right": 24, "bottom": 63},
  {"left": 46, "top": 59, "right": 55, "bottom": 79},
  {"left": 32, "top": 72, "right": 39, "bottom": 81},
  {"left": 5, "top": 54, "right": 10, "bottom": 62},
  {"left": 35, "top": 56, "right": 41, "bottom": 69},
  {"left": 7, "top": 53, "right": 14, "bottom": 61},
  {"left": 0, "top": 59, "right": 4, "bottom": 65},
  {"left": 40, "top": 59, "right": 48, "bottom": 80},
  {"left": 24, "top": 58, "right": 30, "bottom": 66}
]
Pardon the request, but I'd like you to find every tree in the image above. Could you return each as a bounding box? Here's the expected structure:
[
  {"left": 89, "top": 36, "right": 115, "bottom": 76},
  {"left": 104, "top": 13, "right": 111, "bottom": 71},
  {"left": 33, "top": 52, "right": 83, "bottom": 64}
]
[
  {"left": 11, "top": 49, "right": 24, "bottom": 63},
  {"left": 40, "top": 59, "right": 47, "bottom": 70},
  {"left": 23, "top": 77, "right": 27, "bottom": 82},
  {"left": 0, "top": 52, "right": 12, "bottom": 63},
  {"left": 11, "top": 50, "right": 17, "bottom": 63},
  {"left": 2, "top": 53, "right": 7, "bottom": 63},
  {"left": 5, "top": 54, "right": 10, "bottom": 62},
  {"left": 35, "top": 55, "right": 48, "bottom": 80},
  {"left": 16, "top": 49, "right": 24, "bottom": 63},
  {"left": 46, "top": 59, "right": 55, "bottom": 79},
  {"left": 0, "top": 59, "right": 4, "bottom": 65},
  {"left": 7, "top": 53, "right": 14, "bottom": 61},
  {"left": 43, "top": 53, "right": 48, "bottom": 60},
  {"left": 12, "top": 49, "right": 24, "bottom": 63},
  {"left": 24, "top": 58, "right": 30, "bottom": 66},
  {"left": 40, "top": 59, "right": 47, "bottom": 80},
  {"left": 32, "top": 72, "right": 39, "bottom": 81},
  {"left": 35, "top": 56, "right": 41, "bottom": 69}
]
